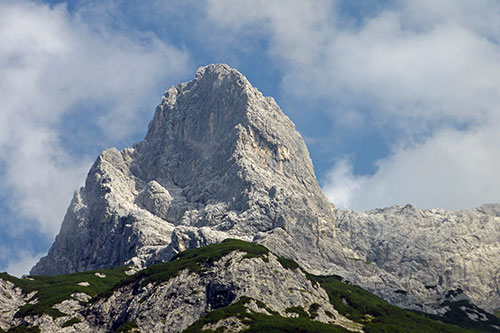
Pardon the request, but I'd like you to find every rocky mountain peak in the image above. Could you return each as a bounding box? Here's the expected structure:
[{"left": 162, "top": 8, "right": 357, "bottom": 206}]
[
  {"left": 27, "top": 64, "right": 500, "bottom": 318},
  {"left": 140, "top": 64, "right": 315, "bottom": 194},
  {"left": 146, "top": 64, "right": 252, "bottom": 142},
  {"left": 31, "top": 64, "right": 336, "bottom": 276}
]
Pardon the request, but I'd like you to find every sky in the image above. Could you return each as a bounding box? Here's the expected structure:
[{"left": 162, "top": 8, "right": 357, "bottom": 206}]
[{"left": 1, "top": 0, "right": 500, "bottom": 276}]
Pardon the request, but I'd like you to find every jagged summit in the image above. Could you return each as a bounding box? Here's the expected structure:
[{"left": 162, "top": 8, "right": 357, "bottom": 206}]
[
  {"left": 31, "top": 64, "right": 336, "bottom": 276},
  {"left": 30, "top": 64, "right": 500, "bottom": 318},
  {"left": 137, "top": 63, "right": 319, "bottom": 216}
]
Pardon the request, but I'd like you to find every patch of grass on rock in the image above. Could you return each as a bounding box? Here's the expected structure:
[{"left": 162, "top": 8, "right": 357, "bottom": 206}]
[
  {"left": 183, "top": 296, "right": 348, "bottom": 333},
  {"left": 61, "top": 317, "right": 81, "bottom": 328},
  {"left": 307, "top": 274, "right": 473, "bottom": 333},
  {"left": 116, "top": 321, "right": 138, "bottom": 332},
  {"left": 0, "top": 266, "right": 128, "bottom": 318}
]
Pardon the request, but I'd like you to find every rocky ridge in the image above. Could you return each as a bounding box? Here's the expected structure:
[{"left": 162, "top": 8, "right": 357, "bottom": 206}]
[
  {"left": 3, "top": 240, "right": 492, "bottom": 332},
  {"left": 335, "top": 204, "right": 500, "bottom": 313},
  {"left": 31, "top": 64, "right": 336, "bottom": 276},
  {"left": 30, "top": 64, "right": 500, "bottom": 318},
  {"left": 2, "top": 241, "right": 361, "bottom": 332}
]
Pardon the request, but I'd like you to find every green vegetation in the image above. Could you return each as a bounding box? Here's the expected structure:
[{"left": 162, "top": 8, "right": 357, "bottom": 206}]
[
  {"left": 171, "top": 238, "right": 269, "bottom": 265},
  {"left": 285, "top": 306, "right": 309, "bottom": 318},
  {"left": 183, "top": 296, "right": 348, "bottom": 333},
  {"left": 325, "top": 310, "right": 335, "bottom": 318},
  {"left": 98, "top": 239, "right": 269, "bottom": 300},
  {"left": 116, "top": 321, "right": 139, "bottom": 332},
  {"left": 276, "top": 256, "right": 299, "bottom": 270},
  {"left": 495, "top": 310, "right": 500, "bottom": 319},
  {"left": 307, "top": 274, "right": 473, "bottom": 333},
  {"left": 1, "top": 239, "right": 267, "bottom": 321},
  {"left": 0, "top": 266, "right": 128, "bottom": 318},
  {"left": 61, "top": 317, "right": 82, "bottom": 328},
  {"left": 424, "top": 299, "right": 500, "bottom": 332},
  {"left": 309, "top": 303, "right": 321, "bottom": 319},
  {"left": 0, "top": 239, "right": 492, "bottom": 332},
  {"left": 253, "top": 299, "right": 279, "bottom": 316}
]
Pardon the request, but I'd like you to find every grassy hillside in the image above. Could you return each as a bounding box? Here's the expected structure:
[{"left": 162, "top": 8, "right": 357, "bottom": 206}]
[
  {"left": 1, "top": 239, "right": 493, "bottom": 332},
  {"left": 308, "top": 274, "right": 472, "bottom": 333},
  {"left": 0, "top": 266, "right": 129, "bottom": 318},
  {"left": 184, "top": 296, "right": 349, "bottom": 333}
]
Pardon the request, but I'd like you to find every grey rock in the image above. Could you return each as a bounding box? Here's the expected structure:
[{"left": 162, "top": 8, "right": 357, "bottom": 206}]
[
  {"left": 334, "top": 205, "right": 500, "bottom": 313},
  {"left": 30, "top": 64, "right": 500, "bottom": 316},
  {"left": 7, "top": 251, "right": 360, "bottom": 332},
  {"left": 202, "top": 316, "right": 248, "bottom": 332},
  {"left": 84, "top": 252, "right": 358, "bottom": 332},
  {"left": 31, "top": 64, "right": 336, "bottom": 276},
  {"left": 0, "top": 279, "right": 27, "bottom": 330}
]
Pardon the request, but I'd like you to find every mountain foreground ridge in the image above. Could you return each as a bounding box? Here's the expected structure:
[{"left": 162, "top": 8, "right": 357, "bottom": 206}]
[
  {"left": 2, "top": 239, "right": 499, "bottom": 332},
  {"left": 14, "top": 64, "right": 500, "bottom": 329}
]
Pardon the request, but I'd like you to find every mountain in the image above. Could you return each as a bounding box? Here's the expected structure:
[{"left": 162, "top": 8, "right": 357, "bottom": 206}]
[
  {"left": 29, "top": 64, "right": 500, "bottom": 322},
  {"left": 336, "top": 204, "right": 500, "bottom": 314},
  {"left": 3, "top": 240, "right": 497, "bottom": 332},
  {"left": 31, "top": 64, "right": 337, "bottom": 276}
]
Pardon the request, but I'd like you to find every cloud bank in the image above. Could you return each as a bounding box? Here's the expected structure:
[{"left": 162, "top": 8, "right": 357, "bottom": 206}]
[
  {"left": 205, "top": 0, "right": 500, "bottom": 210},
  {"left": 0, "top": 0, "right": 190, "bottom": 240}
]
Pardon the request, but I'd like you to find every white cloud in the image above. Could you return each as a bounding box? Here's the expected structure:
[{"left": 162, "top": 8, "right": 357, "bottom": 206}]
[
  {"left": 321, "top": 13, "right": 500, "bottom": 128},
  {"left": 319, "top": 1, "right": 500, "bottom": 210},
  {"left": 0, "top": 1, "right": 190, "bottom": 236},
  {"left": 4, "top": 251, "right": 44, "bottom": 278},
  {"left": 206, "top": 0, "right": 335, "bottom": 69},
  {"left": 322, "top": 158, "right": 365, "bottom": 209},
  {"left": 206, "top": 0, "right": 500, "bottom": 210},
  {"left": 323, "top": 119, "right": 500, "bottom": 210}
]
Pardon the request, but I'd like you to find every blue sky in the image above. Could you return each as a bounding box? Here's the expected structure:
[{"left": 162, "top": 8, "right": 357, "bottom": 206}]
[{"left": 1, "top": 0, "right": 500, "bottom": 276}]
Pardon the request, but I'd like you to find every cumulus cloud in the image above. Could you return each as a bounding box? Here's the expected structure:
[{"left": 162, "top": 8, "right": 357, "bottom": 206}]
[
  {"left": 320, "top": 1, "right": 500, "bottom": 210},
  {"left": 324, "top": 120, "right": 500, "bottom": 210},
  {"left": 3, "top": 251, "right": 44, "bottom": 278},
  {"left": 321, "top": 158, "right": 365, "bottom": 209},
  {"left": 206, "top": 0, "right": 335, "bottom": 69},
  {"left": 205, "top": 0, "right": 500, "bottom": 210},
  {"left": 0, "top": 1, "right": 190, "bottom": 236}
]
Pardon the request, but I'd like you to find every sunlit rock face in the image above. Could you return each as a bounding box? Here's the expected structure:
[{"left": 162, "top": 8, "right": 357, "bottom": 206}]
[
  {"left": 31, "top": 64, "right": 336, "bottom": 276},
  {"left": 335, "top": 204, "right": 500, "bottom": 312},
  {"left": 31, "top": 64, "right": 500, "bottom": 316}
]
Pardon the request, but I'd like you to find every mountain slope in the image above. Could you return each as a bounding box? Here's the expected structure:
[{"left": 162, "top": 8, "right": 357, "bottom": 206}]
[
  {"left": 336, "top": 204, "right": 500, "bottom": 313},
  {"left": 3, "top": 240, "right": 493, "bottom": 332},
  {"left": 29, "top": 64, "right": 500, "bottom": 318},
  {"left": 31, "top": 64, "right": 337, "bottom": 276}
]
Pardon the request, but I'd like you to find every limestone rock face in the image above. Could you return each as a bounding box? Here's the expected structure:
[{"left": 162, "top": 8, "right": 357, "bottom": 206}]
[
  {"left": 83, "top": 252, "right": 357, "bottom": 332},
  {"left": 31, "top": 64, "right": 336, "bottom": 276},
  {"left": 30, "top": 64, "right": 500, "bottom": 316},
  {"left": 5, "top": 250, "right": 360, "bottom": 332},
  {"left": 0, "top": 280, "right": 29, "bottom": 331},
  {"left": 335, "top": 204, "right": 500, "bottom": 313}
]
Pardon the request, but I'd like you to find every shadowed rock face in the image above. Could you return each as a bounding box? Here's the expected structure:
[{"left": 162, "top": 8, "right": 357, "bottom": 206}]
[{"left": 31, "top": 64, "right": 336, "bottom": 276}]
